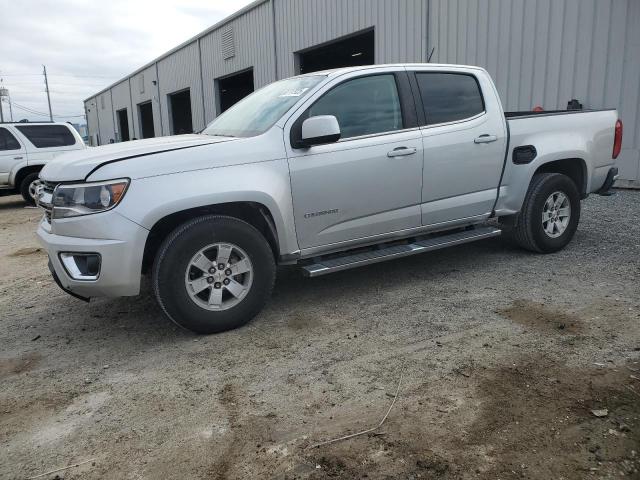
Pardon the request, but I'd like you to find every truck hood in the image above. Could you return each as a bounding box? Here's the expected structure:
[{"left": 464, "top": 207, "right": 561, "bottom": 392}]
[{"left": 40, "top": 134, "right": 235, "bottom": 182}]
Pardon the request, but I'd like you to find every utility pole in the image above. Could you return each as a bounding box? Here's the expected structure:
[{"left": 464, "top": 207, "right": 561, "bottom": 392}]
[
  {"left": 7, "top": 94, "right": 13, "bottom": 121},
  {"left": 0, "top": 87, "right": 5, "bottom": 123},
  {"left": 43, "top": 65, "right": 53, "bottom": 121}
]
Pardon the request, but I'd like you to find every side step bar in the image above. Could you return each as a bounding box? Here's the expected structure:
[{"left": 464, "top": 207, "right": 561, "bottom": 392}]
[{"left": 301, "top": 226, "right": 501, "bottom": 277}]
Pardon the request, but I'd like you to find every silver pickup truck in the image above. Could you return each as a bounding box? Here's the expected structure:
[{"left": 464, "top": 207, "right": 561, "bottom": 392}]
[{"left": 36, "top": 64, "right": 622, "bottom": 334}]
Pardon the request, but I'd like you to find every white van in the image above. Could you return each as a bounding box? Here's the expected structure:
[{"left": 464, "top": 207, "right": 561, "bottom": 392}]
[{"left": 0, "top": 122, "right": 86, "bottom": 204}]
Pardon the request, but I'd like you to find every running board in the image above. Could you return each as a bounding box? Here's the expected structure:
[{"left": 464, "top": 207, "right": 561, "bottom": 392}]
[{"left": 301, "top": 226, "right": 501, "bottom": 277}]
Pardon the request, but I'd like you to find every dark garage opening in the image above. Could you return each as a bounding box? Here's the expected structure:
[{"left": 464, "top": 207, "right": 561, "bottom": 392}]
[
  {"left": 138, "top": 101, "right": 155, "bottom": 138},
  {"left": 216, "top": 69, "right": 255, "bottom": 113},
  {"left": 298, "top": 29, "right": 374, "bottom": 74},
  {"left": 116, "top": 108, "right": 130, "bottom": 142},
  {"left": 168, "top": 89, "right": 193, "bottom": 134}
]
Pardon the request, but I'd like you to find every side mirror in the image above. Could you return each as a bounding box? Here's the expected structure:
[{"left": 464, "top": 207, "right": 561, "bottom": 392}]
[{"left": 301, "top": 115, "right": 341, "bottom": 147}]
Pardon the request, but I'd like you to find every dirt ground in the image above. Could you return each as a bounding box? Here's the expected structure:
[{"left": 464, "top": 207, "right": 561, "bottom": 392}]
[{"left": 1, "top": 191, "right": 639, "bottom": 480}]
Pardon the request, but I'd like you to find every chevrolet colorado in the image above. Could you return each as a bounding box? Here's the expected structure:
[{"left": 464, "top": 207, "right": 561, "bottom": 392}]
[{"left": 36, "top": 64, "right": 622, "bottom": 334}]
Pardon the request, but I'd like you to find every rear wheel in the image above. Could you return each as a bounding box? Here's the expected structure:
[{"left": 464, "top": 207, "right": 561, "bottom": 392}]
[
  {"left": 152, "top": 215, "right": 276, "bottom": 334},
  {"left": 512, "top": 173, "right": 580, "bottom": 253},
  {"left": 20, "top": 173, "right": 41, "bottom": 205}
]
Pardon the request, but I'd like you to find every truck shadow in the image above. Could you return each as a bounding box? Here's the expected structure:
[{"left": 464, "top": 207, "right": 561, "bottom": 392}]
[
  {"left": 68, "top": 235, "right": 540, "bottom": 342},
  {"left": 271, "top": 237, "right": 511, "bottom": 304},
  {"left": 0, "top": 197, "right": 27, "bottom": 210}
]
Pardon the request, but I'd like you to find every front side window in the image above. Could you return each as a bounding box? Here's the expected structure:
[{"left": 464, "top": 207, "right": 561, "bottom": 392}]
[
  {"left": 203, "top": 75, "right": 325, "bottom": 138},
  {"left": 307, "top": 74, "right": 403, "bottom": 139},
  {"left": 416, "top": 73, "right": 485, "bottom": 126},
  {"left": 0, "top": 127, "right": 21, "bottom": 151},
  {"left": 15, "top": 125, "right": 77, "bottom": 148}
]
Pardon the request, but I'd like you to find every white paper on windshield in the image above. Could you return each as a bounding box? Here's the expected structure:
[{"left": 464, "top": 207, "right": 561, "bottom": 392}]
[{"left": 279, "top": 88, "right": 309, "bottom": 97}]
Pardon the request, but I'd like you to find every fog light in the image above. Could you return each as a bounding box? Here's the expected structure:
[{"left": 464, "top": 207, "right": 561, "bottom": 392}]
[{"left": 59, "top": 253, "right": 101, "bottom": 280}]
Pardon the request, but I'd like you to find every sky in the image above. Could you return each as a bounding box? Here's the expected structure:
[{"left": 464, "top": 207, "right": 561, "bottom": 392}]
[{"left": 0, "top": 0, "right": 253, "bottom": 124}]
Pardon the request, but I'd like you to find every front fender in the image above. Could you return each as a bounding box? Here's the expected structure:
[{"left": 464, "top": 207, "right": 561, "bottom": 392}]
[{"left": 117, "top": 159, "right": 300, "bottom": 255}]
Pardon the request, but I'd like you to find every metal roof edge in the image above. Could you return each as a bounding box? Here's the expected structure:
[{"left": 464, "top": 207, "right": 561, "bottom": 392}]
[{"left": 83, "top": 0, "right": 270, "bottom": 103}]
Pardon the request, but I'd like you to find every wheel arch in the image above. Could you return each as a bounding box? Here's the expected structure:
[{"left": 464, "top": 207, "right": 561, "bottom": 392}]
[
  {"left": 141, "top": 202, "right": 280, "bottom": 274},
  {"left": 533, "top": 157, "right": 588, "bottom": 199},
  {"left": 12, "top": 164, "right": 43, "bottom": 189}
]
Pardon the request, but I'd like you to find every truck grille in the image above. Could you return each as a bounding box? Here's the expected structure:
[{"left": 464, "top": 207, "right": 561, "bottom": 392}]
[{"left": 39, "top": 181, "right": 58, "bottom": 223}]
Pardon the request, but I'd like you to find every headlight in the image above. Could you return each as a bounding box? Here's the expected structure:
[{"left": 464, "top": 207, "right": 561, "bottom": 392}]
[{"left": 52, "top": 179, "right": 129, "bottom": 219}]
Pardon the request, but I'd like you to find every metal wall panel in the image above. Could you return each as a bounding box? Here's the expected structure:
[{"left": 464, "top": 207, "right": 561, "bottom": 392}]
[
  {"left": 200, "top": 0, "right": 276, "bottom": 123},
  {"left": 428, "top": 0, "right": 640, "bottom": 182},
  {"left": 110, "top": 80, "right": 133, "bottom": 141},
  {"left": 95, "top": 90, "right": 115, "bottom": 145},
  {"left": 84, "top": 97, "right": 100, "bottom": 146},
  {"left": 157, "top": 41, "right": 204, "bottom": 135},
  {"left": 129, "top": 65, "right": 162, "bottom": 139},
  {"left": 84, "top": 0, "right": 639, "bottom": 183},
  {"left": 274, "top": 0, "right": 428, "bottom": 79}
]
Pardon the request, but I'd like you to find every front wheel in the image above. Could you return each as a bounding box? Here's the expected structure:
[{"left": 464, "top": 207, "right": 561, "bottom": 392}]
[
  {"left": 512, "top": 173, "right": 581, "bottom": 253},
  {"left": 152, "top": 215, "right": 276, "bottom": 334},
  {"left": 20, "top": 173, "right": 41, "bottom": 205}
]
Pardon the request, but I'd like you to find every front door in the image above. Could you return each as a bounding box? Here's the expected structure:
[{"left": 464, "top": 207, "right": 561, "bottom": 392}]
[
  {"left": 0, "top": 127, "right": 26, "bottom": 186},
  {"left": 412, "top": 70, "right": 507, "bottom": 226},
  {"left": 286, "top": 72, "right": 423, "bottom": 250}
]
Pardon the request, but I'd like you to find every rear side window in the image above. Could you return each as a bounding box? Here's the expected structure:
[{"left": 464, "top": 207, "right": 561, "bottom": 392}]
[
  {"left": 415, "top": 73, "right": 485, "bottom": 125},
  {"left": 0, "top": 127, "right": 21, "bottom": 151},
  {"left": 15, "top": 125, "right": 77, "bottom": 148},
  {"left": 307, "top": 74, "right": 403, "bottom": 139}
]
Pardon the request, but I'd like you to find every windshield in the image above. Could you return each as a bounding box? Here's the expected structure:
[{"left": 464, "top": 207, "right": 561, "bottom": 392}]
[{"left": 202, "top": 75, "right": 325, "bottom": 138}]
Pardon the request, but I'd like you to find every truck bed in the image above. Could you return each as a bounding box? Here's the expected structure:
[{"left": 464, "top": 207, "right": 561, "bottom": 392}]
[{"left": 493, "top": 108, "right": 619, "bottom": 217}]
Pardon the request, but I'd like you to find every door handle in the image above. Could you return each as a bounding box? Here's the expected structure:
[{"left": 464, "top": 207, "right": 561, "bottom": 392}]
[
  {"left": 13, "top": 156, "right": 24, "bottom": 160},
  {"left": 387, "top": 147, "right": 417, "bottom": 158},
  {"left": 474, "top": 134, "right": 498, "bottom": 144}
]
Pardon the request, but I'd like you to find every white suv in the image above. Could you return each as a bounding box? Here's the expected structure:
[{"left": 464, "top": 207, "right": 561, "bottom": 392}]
[{"left": 0, "top": 122, "right": 86, "bottom": 204}]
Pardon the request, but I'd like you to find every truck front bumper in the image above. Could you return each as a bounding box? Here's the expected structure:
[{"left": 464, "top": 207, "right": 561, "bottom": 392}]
[{"left": 36, "top": 211, "right": 148, "bottom": 299}]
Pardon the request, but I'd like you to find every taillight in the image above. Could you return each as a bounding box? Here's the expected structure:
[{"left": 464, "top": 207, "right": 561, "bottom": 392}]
[{"left": 613, "top": 119, "right": 623, "bottom": 159}]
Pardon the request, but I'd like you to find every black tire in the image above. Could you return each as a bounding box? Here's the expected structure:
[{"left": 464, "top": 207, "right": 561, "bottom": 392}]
[
  {"left": 152, "top": 215, "right": 276, "bottom": 334},
  {"left": 512, "top": 173, "right": 581, "bottom": 253},
  {"left": 20, "top": 172, "right": 40, "bottom": 205}
]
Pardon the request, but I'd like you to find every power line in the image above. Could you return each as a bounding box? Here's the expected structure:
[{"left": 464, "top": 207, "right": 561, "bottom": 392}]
[
  {"left": 12, "top": 102, "right": 85, "bottom": 118},
  {"left": 0, "top": 72, "right": 120, "bottom": 79},
  {"left": 1, "top": 69, "right": 93, "bottom": 122},
  {"left": 11, "top": 102, "right": 83, "bottom": 118},
  {"left": 6, "top": 82, "right": 113, "bottom": 87},
  {"left": 13, "top": 99, "right": 84, "bottom": 115},
  {"left": 12, "top": 102, "right": 51, "bottom": 116}
]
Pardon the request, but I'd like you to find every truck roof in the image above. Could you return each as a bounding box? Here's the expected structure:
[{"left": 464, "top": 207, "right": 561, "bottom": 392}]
[
  {"left": 0, "top": 121, "right": 70, "bottom": 126},
  {"left": 300, "top": 63, "right": 485, "bottom": 78}
]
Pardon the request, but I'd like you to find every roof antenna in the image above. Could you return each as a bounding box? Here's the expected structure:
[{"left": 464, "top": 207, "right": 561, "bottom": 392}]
[{"left": 427, "top": 47, "right": 436, "bottom": 63}]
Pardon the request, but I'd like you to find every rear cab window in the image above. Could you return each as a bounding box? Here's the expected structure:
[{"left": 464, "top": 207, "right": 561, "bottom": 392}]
[
  {"left": 15, "top": 125, "right": 77, "bottom": 148},
  {"left": 0, "top": 127, "right": 22, "bottom": 151},
  {"left": 415, "top": 72, "right": 485, "bottom": 126}
]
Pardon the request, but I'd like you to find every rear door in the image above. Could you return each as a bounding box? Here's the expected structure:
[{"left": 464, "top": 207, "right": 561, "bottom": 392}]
[
  {"left": 0, "top": 127, "right": 26, "bottom": 186},
  {"left": 285, "top": 70, "right": 423, "bottom": 251},
  {"left": 411, "top": 68, "right": 507, "bottom": 227}
]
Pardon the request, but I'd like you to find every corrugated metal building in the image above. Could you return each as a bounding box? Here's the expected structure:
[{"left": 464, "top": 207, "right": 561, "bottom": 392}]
[{"left": 85, "top": 0, "right": 640, "bottom": 185}]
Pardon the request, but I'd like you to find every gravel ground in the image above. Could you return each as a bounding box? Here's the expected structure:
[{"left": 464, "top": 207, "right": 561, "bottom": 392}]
[{"left": 0, "top": 190, "right": 639, "bottom": 480}]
